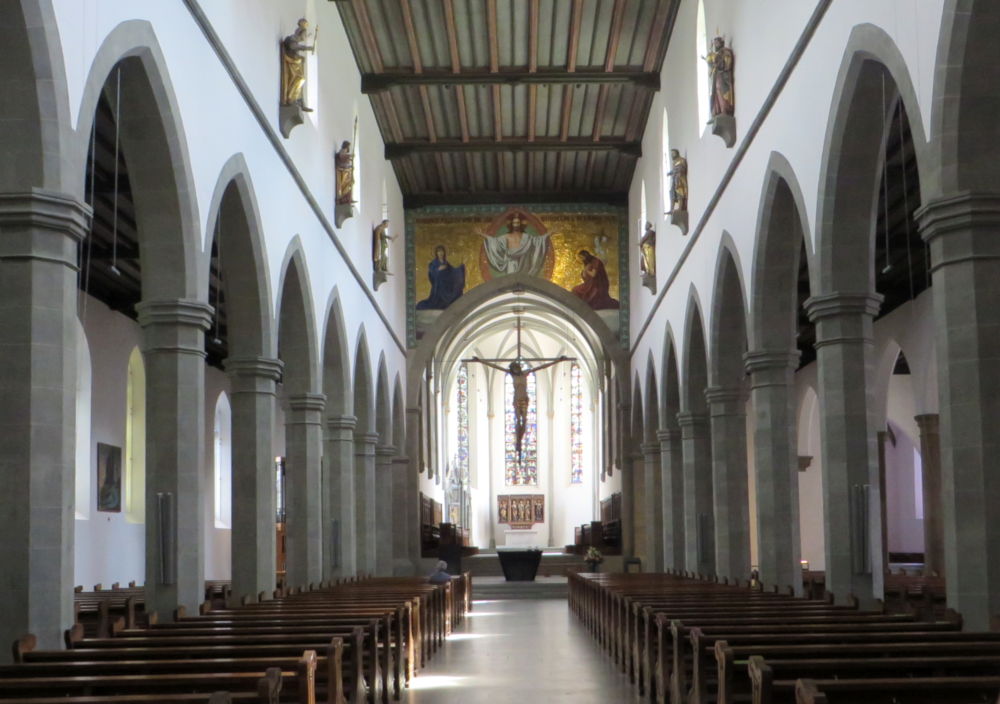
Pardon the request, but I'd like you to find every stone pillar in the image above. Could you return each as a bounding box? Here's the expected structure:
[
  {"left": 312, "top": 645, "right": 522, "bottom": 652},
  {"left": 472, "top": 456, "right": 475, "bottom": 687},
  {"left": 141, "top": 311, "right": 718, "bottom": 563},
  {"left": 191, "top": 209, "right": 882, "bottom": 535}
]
[
  {"left": 391, "top": 455, "right": 415, "bottom": 574},
  {"left": 658, "top": 428, "right": 685, "bottom": 570},
  {"left": 914, "top": 414, "right": 943, "bottom": 576},
  {"left": 354, "top": 432, "right": 378, "bottom": 574},
  {"left": 226, "top": 356, "right": 282, "bottom": 602},
  {"left": 640, "top": 442, "right": 664, "bottom": 572},
  {"left": 375, "top": 444, "right": 395, "bottom": 576},
  {"left": 917, "top": 193, "right": 1000, "bottom": 628},
  {"left": 706, "top": 386, "right": 751, "bottom": 584},
  {"left": 877, "top": 431, "right": 889, "bottom": 571},
  {"left": 0, "top": 191, "right": 89, "bottom": 654},
  {"left": 677, "top": 411, "right": 715, "bottom": 576},
  {"left": 284, "top": 392, "right": 325, "bottom": 589},
  {"left": 324, "top": 415, "right": 356, "bottom": 577},
  {"left": 404, "top": 405, "right": 424, "bottom": 567},
  {"left": 805, "top": 292, "right": 884, "bottom": 607},
  {"left": 744, "top": 350, "right": 802, "bottom": 595},
  {"left": 137, "top": 299, "right": 213, "bottom": 617}
]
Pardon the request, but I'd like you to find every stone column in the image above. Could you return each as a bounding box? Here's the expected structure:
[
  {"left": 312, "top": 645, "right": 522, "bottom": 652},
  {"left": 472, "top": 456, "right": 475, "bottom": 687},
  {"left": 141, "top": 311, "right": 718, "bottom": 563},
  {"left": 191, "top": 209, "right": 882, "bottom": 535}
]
[
  {"left": 392, "top": 455, "right": 415, "bottom": 574},
  {"left": 375, "top": 444, "right": 396, "bottom": 576},
  {"left": 284, "top": 392, "right": 325, "bottom": 589},
  {"left": 354, "top": 432, "right": 378, "bottom": 574},
  {"left": 658, "top": 428, "right": 685, "bottom": 571},
  {"left": 744, "top": 350, "right": 802, "bottom": 595},
  {"left": 706, "top": 386, "right": 751, "bottom": 584},
  {"left": 404, "top": 405, "right": 424, "bottom": 566},
  {"left": 914, "top": 414, "right": 943, "bottom": 576},
  {"left": 0, "top": 191, "right": 89, "bottom": 654},
  {"left": 677, "top": 411, "right": 715, "bottom": 576},
  {"left": 640, "top": 442, "right": 664, "bottom": 571},
  {"left": 917, "top": 193, "right": 1000, "bottom": 628},
  {"left": 877, "top": 431, "right": 889, "bottom": 571},
  {"left": 226, "top": 356, "right": 282, "bottom": 602},
  {"left": 805, "top": 292, "right": 884, "bottom": 607},
  {"left": 324, "top": 415, "right": 356, "bottom": 577},
  {"left": 137, "top": 299, "right": 213, "bottom": 617}
]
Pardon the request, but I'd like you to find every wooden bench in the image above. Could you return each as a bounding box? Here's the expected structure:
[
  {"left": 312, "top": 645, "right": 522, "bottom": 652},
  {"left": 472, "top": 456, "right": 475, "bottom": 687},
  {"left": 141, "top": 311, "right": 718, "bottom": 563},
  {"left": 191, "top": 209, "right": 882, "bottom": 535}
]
[{"left": 794, "top": 674, "right": 1000, "bottom": 704}]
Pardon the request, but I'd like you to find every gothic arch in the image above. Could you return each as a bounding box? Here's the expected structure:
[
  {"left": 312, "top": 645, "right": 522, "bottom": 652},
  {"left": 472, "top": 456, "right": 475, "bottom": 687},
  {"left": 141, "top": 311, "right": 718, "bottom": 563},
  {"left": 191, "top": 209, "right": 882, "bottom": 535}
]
[
  {"left": 709, "top": 233, "right": 749, "bottom": 389},
  {"left": 681, "top": 288, "right": 710, "bottom": 414},
  {"left": 205, "top": 155, "right": 274, "bottom": 361},
  {"left": 375, "top": 354, "right": 392, "bottom": 447},
  {"left": 816, "top": 24, "right": 929, "bottom": 294},
  {"left": 74, "top": 19, "right": 199, "bottom": 300},
  {"left": 321, "top": 290, "right": 352, "bottom": 418},
  {"left": 276, "top": 241, "right": 319, "bottom": 397},
  {"left": 0, "top": 0, "right": 71, "bottom": 191},
  {"left": 353, "top": 329, "right": 375, "bottom": 436},
  {"left": 749, "top": 152, "right": 815, "bottom": 352}
]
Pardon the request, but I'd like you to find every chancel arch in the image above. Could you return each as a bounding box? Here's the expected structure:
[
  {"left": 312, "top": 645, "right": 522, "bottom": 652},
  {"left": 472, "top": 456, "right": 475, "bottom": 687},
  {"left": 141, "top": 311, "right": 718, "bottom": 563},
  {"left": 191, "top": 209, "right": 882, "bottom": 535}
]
[{"left": 409, "top": 273, "right": 626, "bottom": 561}]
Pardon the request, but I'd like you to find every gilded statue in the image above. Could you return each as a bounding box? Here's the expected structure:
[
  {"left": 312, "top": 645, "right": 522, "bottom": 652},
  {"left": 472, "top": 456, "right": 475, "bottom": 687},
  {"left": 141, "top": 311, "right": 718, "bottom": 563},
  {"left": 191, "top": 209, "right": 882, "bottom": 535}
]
[
  {"left": 704, "top": 36, "right": 735, "bottom": 118},
  {"left": 280, "top": 19, "right": 316, "bottom": 110},
  {"left": 372, "top": 219, "right": 394, "bottom": 273},
  {"left": 640, "top": 222, "right": 656, "bottom": 278},
  {"left": 335, "top": 141, "right": 355, "bottom": 205},
  {"left": 667, "top": 149, "right": 688, "bottom": 213}
]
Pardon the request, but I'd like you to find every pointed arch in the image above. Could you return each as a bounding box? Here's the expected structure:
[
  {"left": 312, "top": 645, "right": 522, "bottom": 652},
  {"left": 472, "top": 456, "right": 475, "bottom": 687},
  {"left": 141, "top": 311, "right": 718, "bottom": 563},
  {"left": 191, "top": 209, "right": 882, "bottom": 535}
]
[
  {"left": 353, "top": 329, "right": 375, "bottom": 435},
  {"left": 321, "top": 291, "right": 352, "bottom": 418},
  {"left": 709, "top": 234, "right": 750, "bottom": 388},
  {"left": 391, "top": 375, "right": 406, "bottom": 453},
  {"left": 660, "top": 327, "right": 682, "bottom": 428},
  {"left": 749, "top": 152, "right": 814, "bottom": 352},
  {"left": 375, "top": 354, "right": 392, "bottom": 447},
  {"left": 205, "top": 155, "right": 274, "bottom": 361},
  {"left": 816, "top": 24, "right": 929, "bottom": 294},
  {"left": 682, "top": 289, "right": 710, "bottom": 413},
  {"left": 276, "top": 241, "right": 319, "bottom": 397},
  {"left": 124, "top": 347, "right": 146, "bottom": 524},
  {"left": 644, "top": 353, "right": 661, "bottom": 444},
  {"left": 74, "top": 20, "right": 200, "bottom": 299}
]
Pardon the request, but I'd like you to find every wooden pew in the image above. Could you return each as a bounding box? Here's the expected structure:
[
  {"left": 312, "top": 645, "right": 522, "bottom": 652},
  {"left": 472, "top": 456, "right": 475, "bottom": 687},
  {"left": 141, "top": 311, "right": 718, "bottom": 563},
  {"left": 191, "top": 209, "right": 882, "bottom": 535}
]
[{"left": 794, "top": 674, "right": 1000, "bottom": 704}]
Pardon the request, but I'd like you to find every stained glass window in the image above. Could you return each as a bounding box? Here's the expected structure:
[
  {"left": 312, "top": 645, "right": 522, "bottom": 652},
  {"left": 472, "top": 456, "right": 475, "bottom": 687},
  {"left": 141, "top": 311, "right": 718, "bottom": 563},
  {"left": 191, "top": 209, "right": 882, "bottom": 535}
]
[
  {"left": 456, "top": 363, "right": 470, "bottom": 480},
  {"left": 504, "top": 371, "right": 537, "bottom": 486},
  {"left": 570, "top": 363, "right": 584, "bottom": 484}
]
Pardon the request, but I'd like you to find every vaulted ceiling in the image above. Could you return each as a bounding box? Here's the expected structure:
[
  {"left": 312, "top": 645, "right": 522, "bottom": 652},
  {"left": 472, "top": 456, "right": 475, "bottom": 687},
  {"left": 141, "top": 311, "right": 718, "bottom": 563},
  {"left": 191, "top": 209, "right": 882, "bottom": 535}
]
[{"left": 333, "top": 0, "right": 679, "bottom": 207}]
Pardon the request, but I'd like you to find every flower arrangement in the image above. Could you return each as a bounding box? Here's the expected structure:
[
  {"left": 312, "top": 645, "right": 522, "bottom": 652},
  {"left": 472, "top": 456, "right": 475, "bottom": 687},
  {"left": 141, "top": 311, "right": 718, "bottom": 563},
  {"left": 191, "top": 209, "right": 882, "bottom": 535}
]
[{"left": 585, "top": 547, "right": 603, "bottom": 564}]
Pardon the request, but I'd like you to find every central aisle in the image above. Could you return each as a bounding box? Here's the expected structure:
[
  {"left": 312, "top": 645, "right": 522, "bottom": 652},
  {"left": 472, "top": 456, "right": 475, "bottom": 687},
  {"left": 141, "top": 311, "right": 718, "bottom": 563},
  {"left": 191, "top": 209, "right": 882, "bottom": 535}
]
[{"left": 402, "top": 599, "right": 639, "bottom": 703}]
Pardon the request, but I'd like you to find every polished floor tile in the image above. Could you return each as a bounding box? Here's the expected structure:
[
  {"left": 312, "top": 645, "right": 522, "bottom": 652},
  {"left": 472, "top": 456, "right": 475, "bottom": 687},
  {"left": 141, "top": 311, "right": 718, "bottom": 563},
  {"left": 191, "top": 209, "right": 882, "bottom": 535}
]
[{"left": 402, "top": 599, "right": 641, "bottom": 703}]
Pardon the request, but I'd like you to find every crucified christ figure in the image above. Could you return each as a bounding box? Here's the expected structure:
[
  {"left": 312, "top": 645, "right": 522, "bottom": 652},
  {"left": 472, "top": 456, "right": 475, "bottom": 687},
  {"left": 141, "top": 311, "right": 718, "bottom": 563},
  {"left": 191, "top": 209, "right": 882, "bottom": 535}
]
[{"left": 472, "top": 355, "right": 570, "bottom": 457}]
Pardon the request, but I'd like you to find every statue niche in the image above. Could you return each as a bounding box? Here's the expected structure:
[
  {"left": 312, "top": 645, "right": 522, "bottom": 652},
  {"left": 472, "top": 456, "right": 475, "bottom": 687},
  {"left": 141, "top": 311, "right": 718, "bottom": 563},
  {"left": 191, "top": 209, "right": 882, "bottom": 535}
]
[{"left": 703, "top": 35, "right": 736, "bottom": 147}]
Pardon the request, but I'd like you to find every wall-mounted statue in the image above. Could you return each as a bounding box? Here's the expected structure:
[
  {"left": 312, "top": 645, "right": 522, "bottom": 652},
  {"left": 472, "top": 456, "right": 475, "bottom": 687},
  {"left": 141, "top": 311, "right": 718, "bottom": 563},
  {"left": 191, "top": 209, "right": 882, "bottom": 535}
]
[
  {"left": 279, "top": 18, "right": 316, "bottom": 138},
  {"left": 667, "top": 149, "right": 689, "bottom": 234},
  {"left": 334, "top": 140, "right": 355, "bottom": 227},
  {"left": 704, "top": 36, "right": 736, "bottom": 147},
  {"left": 639, "top": 221, "right": 656, "bottom": 293},
  {"left": 372, "top": 219, "right": 394, "bottom": 290}
]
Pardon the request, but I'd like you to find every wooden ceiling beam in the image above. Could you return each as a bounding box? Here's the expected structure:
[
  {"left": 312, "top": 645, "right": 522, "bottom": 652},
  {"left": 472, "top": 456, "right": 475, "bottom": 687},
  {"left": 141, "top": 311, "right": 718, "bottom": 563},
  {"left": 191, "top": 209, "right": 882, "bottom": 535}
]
[
  {"left": 604, "top": 0, "right": 627, "bottom": 72},
  {"left": 404, "top": 189, "right": 628, "bottom": 208},
  {"left": 528, "top": 0, "right": 539, "bottom": 73},
  {"left": 385, "top": 138, "right": 641, "bottom": 158},
  {"left": 486, "top": 0, "right": 500, "bottom": 73},
  {"left": 361, "top": 69, "right": 659, "bottom": 92},
  {"left": 442, "top": 0, "right": 462, "bottom": 72},
  {"left": 347, "top": 0, "right": 384, "bottom": 73},
  {"left": 643, "top": 1, "right": 672, "bottom": 72}
]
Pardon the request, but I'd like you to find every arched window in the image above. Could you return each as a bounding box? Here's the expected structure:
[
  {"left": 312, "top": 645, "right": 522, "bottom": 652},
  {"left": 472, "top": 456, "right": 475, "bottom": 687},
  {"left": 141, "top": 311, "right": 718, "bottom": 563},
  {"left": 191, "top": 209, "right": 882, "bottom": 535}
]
[
  {"left": 661, "top": 107, "right": 672, "bottom": 213},
  {"left": 124, "top": 347, "right": 146, "bottom": 523},
  {"left": 696, "top": 0, "right": 711, "bottom": 128},
  {"left": 75, "top": 321, "right": 92, "bottom": 520},
  {"left": 504, "top": 371, "right": 537, "bottom": 486},
  {"left": 638, "top": 180, "right": 648, "bottom": 240},
  {"left": 213, "top": 392, "right": 232, "bottom": 529},
  {"left": 570, "top": 363, "right": 584, "bottom": 485}
]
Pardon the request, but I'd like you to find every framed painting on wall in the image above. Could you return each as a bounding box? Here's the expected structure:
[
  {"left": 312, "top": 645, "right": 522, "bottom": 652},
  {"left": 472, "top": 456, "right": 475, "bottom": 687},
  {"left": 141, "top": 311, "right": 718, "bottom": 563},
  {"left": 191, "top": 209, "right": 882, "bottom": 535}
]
[{"left": 96, "top": 442, "right": 122, "bottom": 513}]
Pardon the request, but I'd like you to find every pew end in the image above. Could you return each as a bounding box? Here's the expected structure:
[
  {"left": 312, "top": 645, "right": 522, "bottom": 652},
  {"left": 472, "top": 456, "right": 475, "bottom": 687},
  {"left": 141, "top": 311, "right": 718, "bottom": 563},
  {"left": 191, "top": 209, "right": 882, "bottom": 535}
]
[
  {"left": 327, "top": 636, "right": 346, "bottom": 704},
  {"left": 748, "top": 655, "right": 774, "bottom": 704},
  {"left": 174, "top": 605, "right": 187, "bottom": 620},
  {"left": 713, "top": 640, "right": 734, "bottom": 704},
  {"left": 259, "top": 666, "right": 283, "bottom": 704},
  {"left": 298, "top": 649, "right": 317, "bottom": 704},
  {"left": 200, "top": 600, "right": 212, "bottom": 615},
  {"left": 11, "top": 633, "right": 36, "bottom": 664},
  {"left": 111, "top": 616, "right": 125, "bottom": 635},
  {"left": 794, "top": 678, "right": 829, "bottom": 704},
  {"left": 63, "top": 622, "right": 83, "bottom": 649}
]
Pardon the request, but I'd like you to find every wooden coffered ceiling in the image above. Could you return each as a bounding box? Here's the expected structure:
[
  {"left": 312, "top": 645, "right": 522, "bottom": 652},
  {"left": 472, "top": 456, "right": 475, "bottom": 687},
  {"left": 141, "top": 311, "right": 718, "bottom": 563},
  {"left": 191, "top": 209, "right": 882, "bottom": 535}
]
[{"left": 332, "top": 0, "right": 679, "bottom": 207}]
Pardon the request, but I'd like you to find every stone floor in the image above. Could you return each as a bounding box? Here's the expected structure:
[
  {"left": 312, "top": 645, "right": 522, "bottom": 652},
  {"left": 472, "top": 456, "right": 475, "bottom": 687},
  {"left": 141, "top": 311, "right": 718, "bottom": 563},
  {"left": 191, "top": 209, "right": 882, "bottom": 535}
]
[{"left": 401, "top": 599, "right": 640, "bottom": 703}]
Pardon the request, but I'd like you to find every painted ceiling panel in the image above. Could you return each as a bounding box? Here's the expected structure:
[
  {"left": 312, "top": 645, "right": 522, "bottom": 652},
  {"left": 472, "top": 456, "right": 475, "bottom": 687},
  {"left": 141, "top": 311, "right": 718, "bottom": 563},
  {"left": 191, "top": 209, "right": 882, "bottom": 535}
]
[{"left": 334, "top": 0, "right": 677, "bottom": 206}]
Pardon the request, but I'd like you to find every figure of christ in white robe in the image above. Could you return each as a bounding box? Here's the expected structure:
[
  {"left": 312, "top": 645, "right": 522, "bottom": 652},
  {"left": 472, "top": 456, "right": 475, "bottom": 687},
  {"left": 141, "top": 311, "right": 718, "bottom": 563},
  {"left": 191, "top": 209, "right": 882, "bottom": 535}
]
[{"left": 479, "top": 214, "right": 552, "bottom": 277}]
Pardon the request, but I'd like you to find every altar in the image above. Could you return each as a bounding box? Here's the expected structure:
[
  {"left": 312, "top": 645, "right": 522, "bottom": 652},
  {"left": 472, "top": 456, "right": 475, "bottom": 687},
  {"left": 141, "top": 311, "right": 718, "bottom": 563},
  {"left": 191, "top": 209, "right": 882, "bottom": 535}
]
[
  {"left": 496, "top": 548, "right": 543, "bottom": 581},
  {"left": 503, "top": 529, "right": 540, "bottom": 547}
]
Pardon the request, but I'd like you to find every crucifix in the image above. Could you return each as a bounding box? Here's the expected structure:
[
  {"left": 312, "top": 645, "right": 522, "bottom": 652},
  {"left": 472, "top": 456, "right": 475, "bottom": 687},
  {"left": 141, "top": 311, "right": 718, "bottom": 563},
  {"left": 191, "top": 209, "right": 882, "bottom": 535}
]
[{"left": 464, "top": 316, "right": 575, "bottom": 460}]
